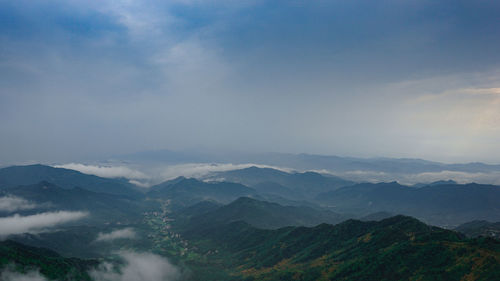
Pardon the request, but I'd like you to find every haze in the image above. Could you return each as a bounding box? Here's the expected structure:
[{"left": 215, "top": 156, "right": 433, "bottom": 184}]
[{"left": 1, "top": 0, "right": 500, "bottom": 165}]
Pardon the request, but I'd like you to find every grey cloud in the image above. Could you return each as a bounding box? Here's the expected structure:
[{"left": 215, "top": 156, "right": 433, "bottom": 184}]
[
  {"left": 0, "top": 196, "right": 37, "bottom": 212},
  {"left": 90, "top": 251, "right": 180, "bottom": 281},
  {"left": 96, "top": 228, "right": 137, "bottom": 242},
  {"left": 0, "top": 269, "right": 47, "bottom": 281},
  {"left": 53, "top": 163, "right": 148, "bottom": 180},
  {"left": 1, "top": 1, "right": 500, "bottom": 164},
  {"left": 0, "top": 211, "right": 88, "bottom": 238},
  {"left": 325, "top": 170, "right": 500, "bottom": 186}
]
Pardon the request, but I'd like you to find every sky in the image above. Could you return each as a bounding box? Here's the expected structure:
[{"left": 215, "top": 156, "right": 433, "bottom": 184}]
[{"left": 1, "top": 0, "right": 500, "bottom": 164}]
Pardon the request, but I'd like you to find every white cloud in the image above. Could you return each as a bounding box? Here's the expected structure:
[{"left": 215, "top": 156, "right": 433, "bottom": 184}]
[
  {"left": 96, "top": 228, "right": 137, "bottom": 242},
  {"left": 0, "top": 196, "right": 37, "bottom": 212},
  {"left": 54, "top": 162, "right": 293, "bottom": 187},
  {"left": 128, "top": 179, "right": 150, "bottom": 188},
  {"left": 0, "top": 269, "right": 47, "bottom": 281},
  {"left": 54, "top": 163, "right": 148, "bottom": 180},
  {"left": 324, "top": 169, "right": 500, "bottom": 186},
  {"left": 90, "top": 251, "right": 180, "bottom": 281},
  {"left": 402, "top": 170, "right": 500, "bottom": 186},
  {"left": 0, "top": 211, "right": 88, "bottom": 238}
]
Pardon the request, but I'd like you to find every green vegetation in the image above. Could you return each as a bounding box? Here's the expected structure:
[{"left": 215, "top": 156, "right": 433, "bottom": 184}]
[
  {"left": 181, "top": 197, "right": 345, "bottom": 230},
  {"left": 0, "top": 240, "right": 97, "bottom": 280},
  {"left": 2, "top": 197, "right": 500, "bottom": 281},
  {"left": 1, "top": 165, "right": 500, "bottom": 280},
  {"left": 136, "top": 199, "right": 500, "bottom": 281}
]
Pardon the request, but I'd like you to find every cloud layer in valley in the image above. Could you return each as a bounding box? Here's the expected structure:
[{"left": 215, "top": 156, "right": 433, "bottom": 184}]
[
  {"left": 0, "top": 251, "right": 179, "bottom": 281},
  {"left": 0, "top": 211, "right": 88, "bottom": 238},
  {"left": 52, "top": 160, "right": 500, "bottom": 186},
  {"left": 325, "top": 170, "right": 500, "bottom": 186},
  {"left": 0, "top": 268, "right": 48, "bottom": 281},
  {"left": 54, "top": 163, "right": 148, "bottom": 180},
  {"left": 90, "top": 251, "right": 180, "bottom": 281},
  {"left": 0, "top": 195, "right": 37, "bottom": 212},
  {"left": 53, "top": 162, "right": 292, "bottom": 186},
  {"left": 96, "top": 228, "right": 137, "bottom": 242}
]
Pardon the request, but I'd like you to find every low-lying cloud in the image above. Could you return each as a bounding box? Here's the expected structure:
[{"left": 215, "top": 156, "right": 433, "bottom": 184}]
[
  {"left": 0, "top": 211, "right": 88, "bottom": 238},
  {"left": 90, "top": 251, "right": 180, "bottom": 281},
  {"left": 54, "top": 163, "right": 148, "bottom": 180},
  {"left": 96, "top": 228, "right": 137, "bottom": 242},
  {"left": 0, "top": 195, "right": 37, "bottom": 212},
  {"left": 325, "top": 170, "right": 500, "bottom": 185},
  {"left": 52, "top": 161, "right": 500, "bottom": 187},
  {"left": 0, "top": 268, "right": 47, "bottom": 281},
  {"left": 55, "top": 162, "right": 294, "bottom": 187}
]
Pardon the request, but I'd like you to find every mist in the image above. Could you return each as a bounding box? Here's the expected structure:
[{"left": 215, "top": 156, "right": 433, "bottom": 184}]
[
  {"left": 96, "top": 228, "right": 137, "bottom": 242},
  {"left": 90, "top": 251, "right": 180, "bottom": 281},
  {"left": 0, "top": 211, "right": 88, "bottom": 238},
  {"left": 0, "top": 268, "right": 47, "bottom": 281},
  {"left": 0, "top": 195, "right": 37, "bottom": 212}
]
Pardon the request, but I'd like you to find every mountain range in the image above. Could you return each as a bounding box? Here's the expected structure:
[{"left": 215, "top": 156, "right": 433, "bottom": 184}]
[
  {"left": 0, "top": 163, "right": 499, "bottom": 280},
  {"left": 118, "top": 149, "right": 500, "bottom": 174}
]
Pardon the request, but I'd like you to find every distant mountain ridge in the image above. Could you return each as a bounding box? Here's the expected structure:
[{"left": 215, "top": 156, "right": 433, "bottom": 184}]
[
  {"left": 205, "top": 166, "right": 354, "bottom": 199},
  {"left": 117, "top": 149, "right": 500, "bottom": 174},
  {"left": 316, "top": 182, "right": 500, "bottom": 226},
  {"left": 0, "top": 164, "right": 142, "bottom": 197}
]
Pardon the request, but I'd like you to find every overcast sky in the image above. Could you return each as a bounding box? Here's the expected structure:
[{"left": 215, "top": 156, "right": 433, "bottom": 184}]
[{"left": 1, "top": 0, "right": 499, "bottom": 164}]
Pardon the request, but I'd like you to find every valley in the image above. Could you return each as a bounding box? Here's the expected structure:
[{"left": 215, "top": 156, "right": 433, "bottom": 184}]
[{"left": 0, "top": 164, "right": 499, "bottom": 280}]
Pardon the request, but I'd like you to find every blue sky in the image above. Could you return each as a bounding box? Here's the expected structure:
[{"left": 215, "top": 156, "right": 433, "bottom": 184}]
[{"left": 1, "top": 0, "right": 499, "bottom": 164}]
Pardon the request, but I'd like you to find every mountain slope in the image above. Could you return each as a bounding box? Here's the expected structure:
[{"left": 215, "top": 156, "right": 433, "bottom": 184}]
[
  {"left": 0, "top": 240, "right": 96, "bottom": 280},
  {"left": 0, "top": 164, "right": 141, "bottom": 197},
  {"left": 148, "top": 178, "right": 257, "bottom": 208},
  {"left": 182, "top": 197, "right": 346, "bottom": 230},
  {"left": 207, "top": 166, "right": 354, "bottom": 199},
  {"left": 2, "top": 181, "right": 150, "bottom": 222},
  {"left": 316, "top": 182, "right": 500, "bottom": 226},
  {"left": 178, "top": 215, "right": 500, "bottom": 281},
  {"left": 455, "top": 220, "right": 500, "bottom": 238}
]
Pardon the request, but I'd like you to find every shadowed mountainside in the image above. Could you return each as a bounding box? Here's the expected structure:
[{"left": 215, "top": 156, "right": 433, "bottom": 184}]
[{"left": 0, "top": 164, "right": 142, "bottom": 197}]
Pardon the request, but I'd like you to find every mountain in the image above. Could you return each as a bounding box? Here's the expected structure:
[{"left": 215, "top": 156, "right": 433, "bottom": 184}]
[
  {"left": 181, "top": 197, "right": 346, "bottom": 230},
  {"left": 250, "top": 181, "right": 298, "bottom": 198},
  {"left": 117, "top": 150, "right": 500, "bottom": 174},
  {"left": 148, "top": 177, "right": 257, "bottom": 208},
  {"left": 455, "top": 220, "right": 500, "bottom": 238},
  {"left": 0, "top": 164, "right": 142, "bottom": 197},
  {"left": 176, "top": 215, "right": 500, "bottom": 281},
  {"left": 360, "top": 211, "right": 396, "bottom": 221},
  {"left": 1, "top": 181, "right": 150, "bottom": 222},
  {"left": 175, "top": 200, "right": 222, "bottom": 218},
  {"left": 8, "top": 223, "right": 154, "bottom": 259},
  {"left": 206, "top": 166, "right": 354, "bottom": 199},
  {"left": 316, "top": 182, "right": 500, "bottom": 227},
  {"left": 0, "top": 240, "right": 96, "bottom": 280},
  {"left": 412, "top": 180, "right": 458, "bottom": 188}
]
